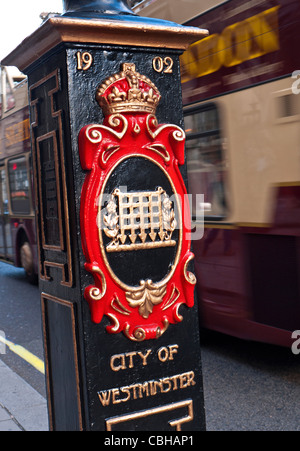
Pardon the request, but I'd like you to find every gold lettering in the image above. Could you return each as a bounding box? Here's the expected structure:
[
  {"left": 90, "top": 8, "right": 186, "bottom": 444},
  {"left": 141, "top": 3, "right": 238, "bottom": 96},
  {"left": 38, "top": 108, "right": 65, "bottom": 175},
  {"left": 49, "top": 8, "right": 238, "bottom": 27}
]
[
  {"left": 180, "top": 44, "right": 199, "bottom": 83},
  {"left": 179, "top": 373, "right": 188, "bottom": 389},
  {"left": 138, "top": 382, "right": 150, "bottom": 398},
  {"left": 110, "top": 354, "right": 126, "bottom": 372},
  {"left": 137, "top": 349, "right": 152, "bottom": 366},
  {"left": 186, "top": 371, "right": 196, "bottom": 387},
  {"left": 98, "top": 390, "right": 111, "bottom": 406},
  {"left": 24, "top": 118, "right": 31, "bottom": 140},
  {"left": 110, "top": 349, "right": 152, "bottom": 370},
  {"left": 125, "top": 351, "right": 136, "bottom": 369},
  {"left": 76, "top": 51, "right": 93, "bottom": 71},
  {"left": 170, "top": 374, "right": 180, "bottom": 390},
  {"left": 130, "top": 383, "right": 140, "bottom": 400},
  {"left": 221, "top": 21, "right": 251, "bottom": 67},
  {"left": 161, "top": 378, "right": 172, "bottom": 393},
  {"left": 168, "top": 344, "right": 179, "bottom": 360},
  {"left": 120, "top": 386, "right": 131, "bottom": 403},
  {"left": 153, "top": 56, "right": 164, "bottom": 73},
  {"left": 157, "top": 344, "right": 179, "bottom": 362},
  {"left": 260, "top": 6, "right": 280, "bottom": 53},
  {"left": 97, "top": 370, "right": 197, "bottom": 407},
  {"left": 149, "top": 380, "right": 156, "bottom": 396},
  {"left": 153, "top": 56, "right": 174, "bottom": 74},
  {"left": 180, "top": 6, "right": 280, "bottom": 82},
  {"left": 157, "top": 346, "right": 169, "bottom": 362},
  {"left": 5, "top": 127, "right": 13, "bottom": 147},
  {"left": 112, "top": 388, "right": 122, "bottom": 404},
  {"left": 5, "top": 118, "right": 30, "bottom": 148},
  {"left": 154, "top": 380, "right": 163, "bottom": 394}
]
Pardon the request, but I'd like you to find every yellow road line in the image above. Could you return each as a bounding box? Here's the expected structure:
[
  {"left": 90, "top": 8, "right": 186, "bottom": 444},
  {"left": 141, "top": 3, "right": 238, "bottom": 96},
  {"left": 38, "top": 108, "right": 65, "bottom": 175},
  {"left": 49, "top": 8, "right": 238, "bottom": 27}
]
[{"left": 0, "top": 335, "right": 45, "bottom": 375}]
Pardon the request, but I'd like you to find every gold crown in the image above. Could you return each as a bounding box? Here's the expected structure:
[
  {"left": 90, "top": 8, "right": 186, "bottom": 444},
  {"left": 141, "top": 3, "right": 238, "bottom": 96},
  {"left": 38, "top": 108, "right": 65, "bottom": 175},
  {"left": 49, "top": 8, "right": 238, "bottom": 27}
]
[{"left": 96, "top": 63, "right": 161, "bottom": 116}]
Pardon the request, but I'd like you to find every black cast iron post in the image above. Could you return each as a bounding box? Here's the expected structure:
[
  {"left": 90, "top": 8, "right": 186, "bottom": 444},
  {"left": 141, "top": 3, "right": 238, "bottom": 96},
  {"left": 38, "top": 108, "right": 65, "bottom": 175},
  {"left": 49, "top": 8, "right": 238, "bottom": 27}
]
[{"left": 3, "top": 0, "right": 208, "bottom": 432}]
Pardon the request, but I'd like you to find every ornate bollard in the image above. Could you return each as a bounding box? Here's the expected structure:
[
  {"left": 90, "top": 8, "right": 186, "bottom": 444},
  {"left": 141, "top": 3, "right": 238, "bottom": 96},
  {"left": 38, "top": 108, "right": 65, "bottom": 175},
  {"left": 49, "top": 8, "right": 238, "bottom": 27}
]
[{"left": 3, "top": 0, "right": 208, "bottom": 432}]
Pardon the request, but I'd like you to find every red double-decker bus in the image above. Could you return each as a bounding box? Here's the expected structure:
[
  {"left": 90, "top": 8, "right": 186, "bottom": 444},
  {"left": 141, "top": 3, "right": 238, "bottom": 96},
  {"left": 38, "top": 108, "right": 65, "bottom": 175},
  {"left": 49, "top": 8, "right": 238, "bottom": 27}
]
[
  {"left": 0, "top": 66, "right": 38, "bottom": 282},
  {"left": 136, "top": 0, "right": 300, "bottom": 347}
]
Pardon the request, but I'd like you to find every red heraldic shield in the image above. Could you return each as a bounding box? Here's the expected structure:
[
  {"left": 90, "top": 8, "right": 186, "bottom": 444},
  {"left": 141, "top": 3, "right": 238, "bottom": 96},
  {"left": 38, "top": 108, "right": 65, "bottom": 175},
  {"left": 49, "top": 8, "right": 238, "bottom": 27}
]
[{"left": 79, "top": 63, "right": 196, "bottom": 342}]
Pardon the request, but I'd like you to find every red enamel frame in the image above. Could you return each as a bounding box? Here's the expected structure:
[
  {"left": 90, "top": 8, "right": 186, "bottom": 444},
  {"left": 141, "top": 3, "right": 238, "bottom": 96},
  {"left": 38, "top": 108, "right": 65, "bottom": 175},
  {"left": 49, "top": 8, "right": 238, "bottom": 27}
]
[{"left": 79, "top": 112, "right": 196, "bottom": 342}]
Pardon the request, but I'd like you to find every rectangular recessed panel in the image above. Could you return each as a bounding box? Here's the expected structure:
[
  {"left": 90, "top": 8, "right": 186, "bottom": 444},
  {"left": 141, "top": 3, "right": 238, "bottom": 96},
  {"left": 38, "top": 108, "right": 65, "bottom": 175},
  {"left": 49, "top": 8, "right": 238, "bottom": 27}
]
[{"left": 41, "top": 294, "right": 83, "bottom": 431}]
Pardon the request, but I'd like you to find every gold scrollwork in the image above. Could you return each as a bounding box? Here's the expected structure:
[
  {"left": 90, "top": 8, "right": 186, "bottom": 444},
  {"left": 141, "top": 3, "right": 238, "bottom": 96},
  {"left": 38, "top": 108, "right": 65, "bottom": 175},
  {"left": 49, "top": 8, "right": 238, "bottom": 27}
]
[
  {"left": 88, "top": 266, "right": 107, "bottom": 301},
  {"left": 172, "top": 128, "right": 185, "bottom": 142},
  {"left": 144, "top": 143, "right": 170, "bottom": 162},
  {"left": 107, "top": 313, "right": 120, "bottom": 333},
  {"left": 175, "top": 303, "right": 184, "bottom": 322},
  {"left": 107, "top": 114, "right": 128, "bottom": 138},
  {"left": 126, "top": 280, "right": 167, "bottom": 319},
  {"left": 85, "top": 114, "right": 128, "bottom": 143},
  {"left": 146, "top": 114, "right": 185, "bottom": 141},
  {"left": 184, "top": 255, "right": 197, "bottom": 285},
  {"left": 101, "top": 144, "right": 121, "bottom": 165},
  {"left": 111, "top": 297, "right": 131, "bottom": 316},
  {"left": 125, "top": 325, "right": 146, "bottom": 342},
  {"left": 86, "top": 127, "right": 103, "bottom": 144},
  {"left": 124, "top": 317, "right": 169, "bottom": 342},
  {"left": 156, "top": 318, "right": 170, "bottom": 338},
  {"left": 162, "top": 286, "right": 180, "bottom": 311}
]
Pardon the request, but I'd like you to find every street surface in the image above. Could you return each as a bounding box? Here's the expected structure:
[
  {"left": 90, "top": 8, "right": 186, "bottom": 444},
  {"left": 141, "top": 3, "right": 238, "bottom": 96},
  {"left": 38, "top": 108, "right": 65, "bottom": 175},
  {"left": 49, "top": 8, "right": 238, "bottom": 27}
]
[
  {"left": 0, "top": 260, "right": 300, "bottom": 431},
  {"left": 0, "top": 261, "right": 45, "bottom": 397},
  {"left": 201, "top": 330, "right": 300, "bottom": 431}
]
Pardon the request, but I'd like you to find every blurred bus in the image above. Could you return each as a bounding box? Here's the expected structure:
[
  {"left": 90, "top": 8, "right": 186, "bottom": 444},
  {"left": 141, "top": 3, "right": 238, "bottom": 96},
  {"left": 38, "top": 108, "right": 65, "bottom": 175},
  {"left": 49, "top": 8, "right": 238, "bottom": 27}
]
[
  {"left": 136, "top": 0, "right": 300, "bottom": 347},
  {"left": 0, "top": 66, "right": 38, "bottom": 282}
]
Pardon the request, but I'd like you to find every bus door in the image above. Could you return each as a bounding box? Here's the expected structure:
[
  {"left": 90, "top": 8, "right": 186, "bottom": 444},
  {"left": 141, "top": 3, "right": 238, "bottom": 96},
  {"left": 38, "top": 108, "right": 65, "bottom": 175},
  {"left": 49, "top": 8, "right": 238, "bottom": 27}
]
[
  {"left": 0, "top": 167, "right": 5, "bottom": 257},
  {"left": 0, "top": 166, "right": 13, "bottom": 259}
]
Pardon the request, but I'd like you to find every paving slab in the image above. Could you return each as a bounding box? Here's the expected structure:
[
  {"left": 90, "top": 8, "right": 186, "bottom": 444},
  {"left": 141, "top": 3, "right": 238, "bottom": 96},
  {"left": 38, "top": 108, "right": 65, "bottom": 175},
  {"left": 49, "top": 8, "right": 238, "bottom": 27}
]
[{"left": 0, "top": 359, "right": 48, "bottom": 431}]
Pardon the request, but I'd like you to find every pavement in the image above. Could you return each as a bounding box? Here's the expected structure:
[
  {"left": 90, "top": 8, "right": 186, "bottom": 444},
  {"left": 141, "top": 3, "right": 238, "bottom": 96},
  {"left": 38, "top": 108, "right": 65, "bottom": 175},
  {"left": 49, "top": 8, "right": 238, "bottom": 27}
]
[
  {"left": 0, "top": 359, "right": 49, "bottom": 431},
  {"left": 1, "top": 326, "right": 299, "bottom": 431}
]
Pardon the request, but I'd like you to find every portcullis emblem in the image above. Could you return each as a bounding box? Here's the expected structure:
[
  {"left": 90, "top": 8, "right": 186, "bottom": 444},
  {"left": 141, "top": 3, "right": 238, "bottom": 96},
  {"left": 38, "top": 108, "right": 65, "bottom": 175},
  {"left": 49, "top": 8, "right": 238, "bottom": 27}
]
[{"left": 79, "top": 63, "right": 196, "bottom": 342}]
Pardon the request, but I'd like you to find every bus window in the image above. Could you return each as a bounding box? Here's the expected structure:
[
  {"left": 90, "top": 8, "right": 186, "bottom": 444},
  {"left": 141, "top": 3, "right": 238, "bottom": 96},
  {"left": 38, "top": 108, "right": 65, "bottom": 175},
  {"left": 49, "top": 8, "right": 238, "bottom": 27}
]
[
  {"left": 0, "top": 67, "right": 16, "bottom": 117},
  {"left": 0, "top": 67, "right": 3, "bottom": 117},
  {"left": 184, "top": 105, "right": 227, "bottom": 219},
  {"left": 0, "top": 168, "right": 5, "bottom": 256},
  {"left": 5, "top": 77, "right": 15, "bottom": 111},
  {"left": 0, "top": 166, "right": 13, "bottom": 258},
  {"left": 0, "top": 168, "right": 8, "bottom": 215},
  {"left": 8, "top": 156, "right": 31, "bottom": 215}
]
